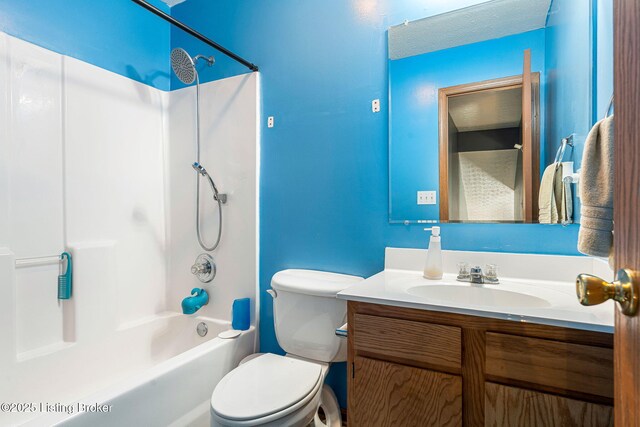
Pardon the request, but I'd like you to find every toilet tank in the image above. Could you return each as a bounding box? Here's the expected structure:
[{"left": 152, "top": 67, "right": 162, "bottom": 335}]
[{"left": 270, "top": 269, "right": 363, "bottom": 363}]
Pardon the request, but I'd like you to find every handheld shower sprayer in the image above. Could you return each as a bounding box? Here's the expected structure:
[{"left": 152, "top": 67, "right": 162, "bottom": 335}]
[
  {"left": 192, "top": 162, "right": 207, "bottom": 176},
  {"left": 192, "top": 162, "right": 227, "bottom": 204}
]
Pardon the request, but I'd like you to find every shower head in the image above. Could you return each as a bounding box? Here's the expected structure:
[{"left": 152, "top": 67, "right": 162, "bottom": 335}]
[
  {"left": 171, "top": 48, "right": 196, "bottom": 84},
  {"left": 192, "top": 162, "right": 207, "bottom": 176},
  {"left": 170, "top": 48, "right": 215, "bottom": 85}
]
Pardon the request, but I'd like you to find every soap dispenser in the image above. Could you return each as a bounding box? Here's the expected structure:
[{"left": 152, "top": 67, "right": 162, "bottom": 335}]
[{"left": 423, "top": 227, "right": 443, "bottom": 280}]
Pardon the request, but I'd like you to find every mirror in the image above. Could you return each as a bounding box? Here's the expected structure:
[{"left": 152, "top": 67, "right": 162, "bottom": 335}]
[{"left": 388, "top": 0, "right": 595, "bottom": 224}]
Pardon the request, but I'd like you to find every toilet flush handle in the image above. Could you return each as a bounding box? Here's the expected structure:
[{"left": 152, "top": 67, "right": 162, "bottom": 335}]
[
  {"left": 335, "top": 323, "right": 348, "bottom": 338},
  {"left": 266, "top": 289, "right": 277, "bottom": 299}
]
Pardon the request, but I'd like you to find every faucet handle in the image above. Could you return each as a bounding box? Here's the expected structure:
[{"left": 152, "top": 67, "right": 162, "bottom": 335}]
[
  {"left": 191, "top": 253, "right": 216, "bottom": 283},
  {"left": 191, "top": 263, "right": 210, "bottom": 274},
  {"left": 457, "top": 262, "right": 471, "bottom": 282},
  {"left": 484, "top": 263, "right": 500, "bottom": 284}
]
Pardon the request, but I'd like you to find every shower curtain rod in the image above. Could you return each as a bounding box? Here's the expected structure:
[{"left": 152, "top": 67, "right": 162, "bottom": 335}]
[{"left": 131, "top": 0, "right": 259, "bottom": 72}]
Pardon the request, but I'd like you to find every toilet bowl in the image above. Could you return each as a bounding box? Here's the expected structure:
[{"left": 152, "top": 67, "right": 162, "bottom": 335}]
[
  {"left": 210, "top": 270, "right": 362, "bottom": 427},
  {"left": 210, "top": 354, "right": 340, "bottom": 427}
]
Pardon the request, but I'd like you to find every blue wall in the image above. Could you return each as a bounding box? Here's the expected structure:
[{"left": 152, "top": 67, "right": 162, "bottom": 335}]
[
  {"left": 171, "top": 0, "right": 588, "bottom": 408},
  {"left": 596, "top": 0, "right": 613, "bottom": 118},
  {"left": 0, "top": 0, "right": 172, "bottom": 90},
  {"left": 544, "top": 0, "right": 594, "bottom": 223},
  {"left": 389, "top": 30, "right": 546, "bottom": 221},
  {"left": 545, "top": 0, "right": 593, "bottom": 159}
]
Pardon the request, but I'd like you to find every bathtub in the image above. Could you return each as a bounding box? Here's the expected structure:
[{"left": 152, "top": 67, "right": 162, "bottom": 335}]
[{"left": 4, "top": 314, "right": 255, "bottom": 427}]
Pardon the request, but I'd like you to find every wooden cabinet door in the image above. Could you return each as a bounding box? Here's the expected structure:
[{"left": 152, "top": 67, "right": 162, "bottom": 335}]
[
  {"left": 485, "top": 383, "right": 613, "bottom": 427},
  {"left": 350, "top": 356, "right": 462, "bottom": 427}
]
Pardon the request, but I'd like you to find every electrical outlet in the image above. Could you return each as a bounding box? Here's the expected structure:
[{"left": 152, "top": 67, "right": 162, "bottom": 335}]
[
  {"left": 417, "top": 191, "right": 436, "bottom": 205},
  {"left": 372, "top": 99, "right": 380, "bottom": 113},
  {"left": 268, "top": 116, "right": 274, "bottom": 128}
]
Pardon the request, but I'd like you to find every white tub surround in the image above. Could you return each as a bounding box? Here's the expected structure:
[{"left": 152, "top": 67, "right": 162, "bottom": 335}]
[
  {"left": 0, "top": 32, "right": 260, "bottom": 426},
  {"left": 166, "top": 72, "right": 260, "bottom": 325},
  {"left": 338, "top": 247, "right": 614, "bottom": 333},
  {"left": 24, "top": 319, "right": 255, "bottom": 427}
]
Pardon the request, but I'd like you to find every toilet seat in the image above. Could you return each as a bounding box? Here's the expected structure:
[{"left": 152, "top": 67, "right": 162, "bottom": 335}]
[{"left": 211, "top": 354, "right": 324, "bottom": 425}]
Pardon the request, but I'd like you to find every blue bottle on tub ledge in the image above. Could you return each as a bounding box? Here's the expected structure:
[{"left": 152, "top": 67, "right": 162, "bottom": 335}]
[
  {"left": 232, "top": 298, "right": 251, "bottom": 330},
  {"left": 182, "top": 288, "right": 209, "bottom": 314}
]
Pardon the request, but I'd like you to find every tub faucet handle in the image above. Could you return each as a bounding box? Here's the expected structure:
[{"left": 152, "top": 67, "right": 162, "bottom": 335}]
[
  {"left": 191, "top": 253, "right": 216, "bottom": 283},
  {"left": 191, "top": 262, "right": 210, "bottom": 275}
]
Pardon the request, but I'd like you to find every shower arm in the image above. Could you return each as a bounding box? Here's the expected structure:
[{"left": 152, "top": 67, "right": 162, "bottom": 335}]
[
  {"left": 194, "top": 55, "right": 214, "bottom": 66},
  {"left": 131, "top": 0, "right": 258, "bottom": 72}
]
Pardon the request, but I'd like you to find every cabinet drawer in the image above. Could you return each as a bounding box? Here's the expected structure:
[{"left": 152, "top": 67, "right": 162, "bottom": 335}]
[
  {"left": 485, "top": 382, "right": 613, "bottom": 427},
  {"left": 353, "top": 313, "right": 461, "bottom": 371},
  {"left": 485, "top": 333, "right": 613, "bottom": 399}
]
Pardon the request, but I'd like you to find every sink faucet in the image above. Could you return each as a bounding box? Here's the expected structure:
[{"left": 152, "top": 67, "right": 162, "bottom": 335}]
[
  {"left": 182, "top": 288, "right": 209, "bottom": 314},
  {"left": 470, "top": 266, "right": 484, "bottom": 284},
  {"left": 458, "top": 264, "right": 500, "bottom": 285}
]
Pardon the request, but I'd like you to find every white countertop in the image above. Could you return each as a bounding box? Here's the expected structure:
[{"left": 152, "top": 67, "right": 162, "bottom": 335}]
[{"left": 337, "top": 248, "right": 615, "bottom": 333}]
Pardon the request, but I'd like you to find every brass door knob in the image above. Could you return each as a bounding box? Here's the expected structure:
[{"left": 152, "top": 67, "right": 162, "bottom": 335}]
[{"left": 576, "top": 269, "right": 638, "bottom": 316}]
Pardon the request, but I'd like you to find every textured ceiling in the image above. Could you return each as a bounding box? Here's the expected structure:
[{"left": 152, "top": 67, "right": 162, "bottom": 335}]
[
  {"left": 158, "top": 0, "right": 187, "bottom": 6},
  {"left": 449, "top": 88, "right": 522, "bottom": 132},
  {"left": 389, "top": 0, "right": 552, "bottom": 60}
]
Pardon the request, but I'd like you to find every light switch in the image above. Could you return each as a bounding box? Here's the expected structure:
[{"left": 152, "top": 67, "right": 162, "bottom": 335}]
[
  {"left": 372, "top": 99, "right": 380, "bottom": 113},
  {"left": 268, "top": 116, "right": 274, "bottom": 128},
  {"left": 417, "top": 191, "right": 436, "bottom": 205}
]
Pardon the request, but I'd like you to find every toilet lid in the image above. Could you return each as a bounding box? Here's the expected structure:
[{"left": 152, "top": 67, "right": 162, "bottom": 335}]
[{"left": 211, "top": 353, "right": 323, "bottom": 421}]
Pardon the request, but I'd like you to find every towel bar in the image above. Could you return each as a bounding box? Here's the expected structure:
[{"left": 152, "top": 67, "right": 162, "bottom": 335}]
[
  {"left": 604, "top": 95, "right": 614, "bottom": 118},
  {"left": 15, "top": 255, "right": 63, "bottom": 268},
  {"left": 554, "top": 134, "right": 574, "bottom": 164},
  {"left": 563, "top": 169, "right": 581, "bottom": 185}
]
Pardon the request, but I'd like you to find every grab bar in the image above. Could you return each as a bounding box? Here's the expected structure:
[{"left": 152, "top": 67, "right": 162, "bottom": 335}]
[{"left": 15, "top": 255, "right": 63, "bottom": 268}]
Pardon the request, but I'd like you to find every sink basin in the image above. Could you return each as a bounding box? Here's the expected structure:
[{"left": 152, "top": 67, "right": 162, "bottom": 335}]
[{"left": 406, "top": 284, "right": 552, "bottom": 309}]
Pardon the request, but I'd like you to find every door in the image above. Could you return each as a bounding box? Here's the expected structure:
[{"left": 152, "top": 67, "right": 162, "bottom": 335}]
[
  {"left": 614, "top": 0, "right": 640, "bottom": 424},
  {"left": 437, "top": 60, "right": 540, "bottom": 223},
  {"left": 576, "top": 1, "right": 640, "bottom": 422},
  {"left": 521, "top": 49, "right": 534, "bottom": 223}
]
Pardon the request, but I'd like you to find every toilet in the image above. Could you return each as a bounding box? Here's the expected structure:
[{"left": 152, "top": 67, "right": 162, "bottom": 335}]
[{"left": 210, "top": 269, "right": 363, "bottom": 427}]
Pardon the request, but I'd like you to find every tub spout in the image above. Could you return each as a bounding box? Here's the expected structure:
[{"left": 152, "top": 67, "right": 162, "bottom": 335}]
[{"left": 182, "top": 288, "right": 209, "bottom": 315}]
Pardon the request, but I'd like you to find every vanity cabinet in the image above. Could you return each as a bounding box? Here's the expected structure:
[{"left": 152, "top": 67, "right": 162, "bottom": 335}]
[{"left": 347, "top": 302, "right": 614, "bottom": 427}]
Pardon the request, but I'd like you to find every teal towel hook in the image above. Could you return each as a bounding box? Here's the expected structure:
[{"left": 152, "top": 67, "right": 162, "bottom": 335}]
[{"left": 58, "top": 252, "right": 72, "bottom": 300}]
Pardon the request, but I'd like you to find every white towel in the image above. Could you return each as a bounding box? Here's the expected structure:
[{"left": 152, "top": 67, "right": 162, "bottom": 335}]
[
  {"left": 578, "top": 116, "right": 614, "bottom": 262},
  {"left": 538, "top": 162, "right": 571, "bottom": 224}
]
